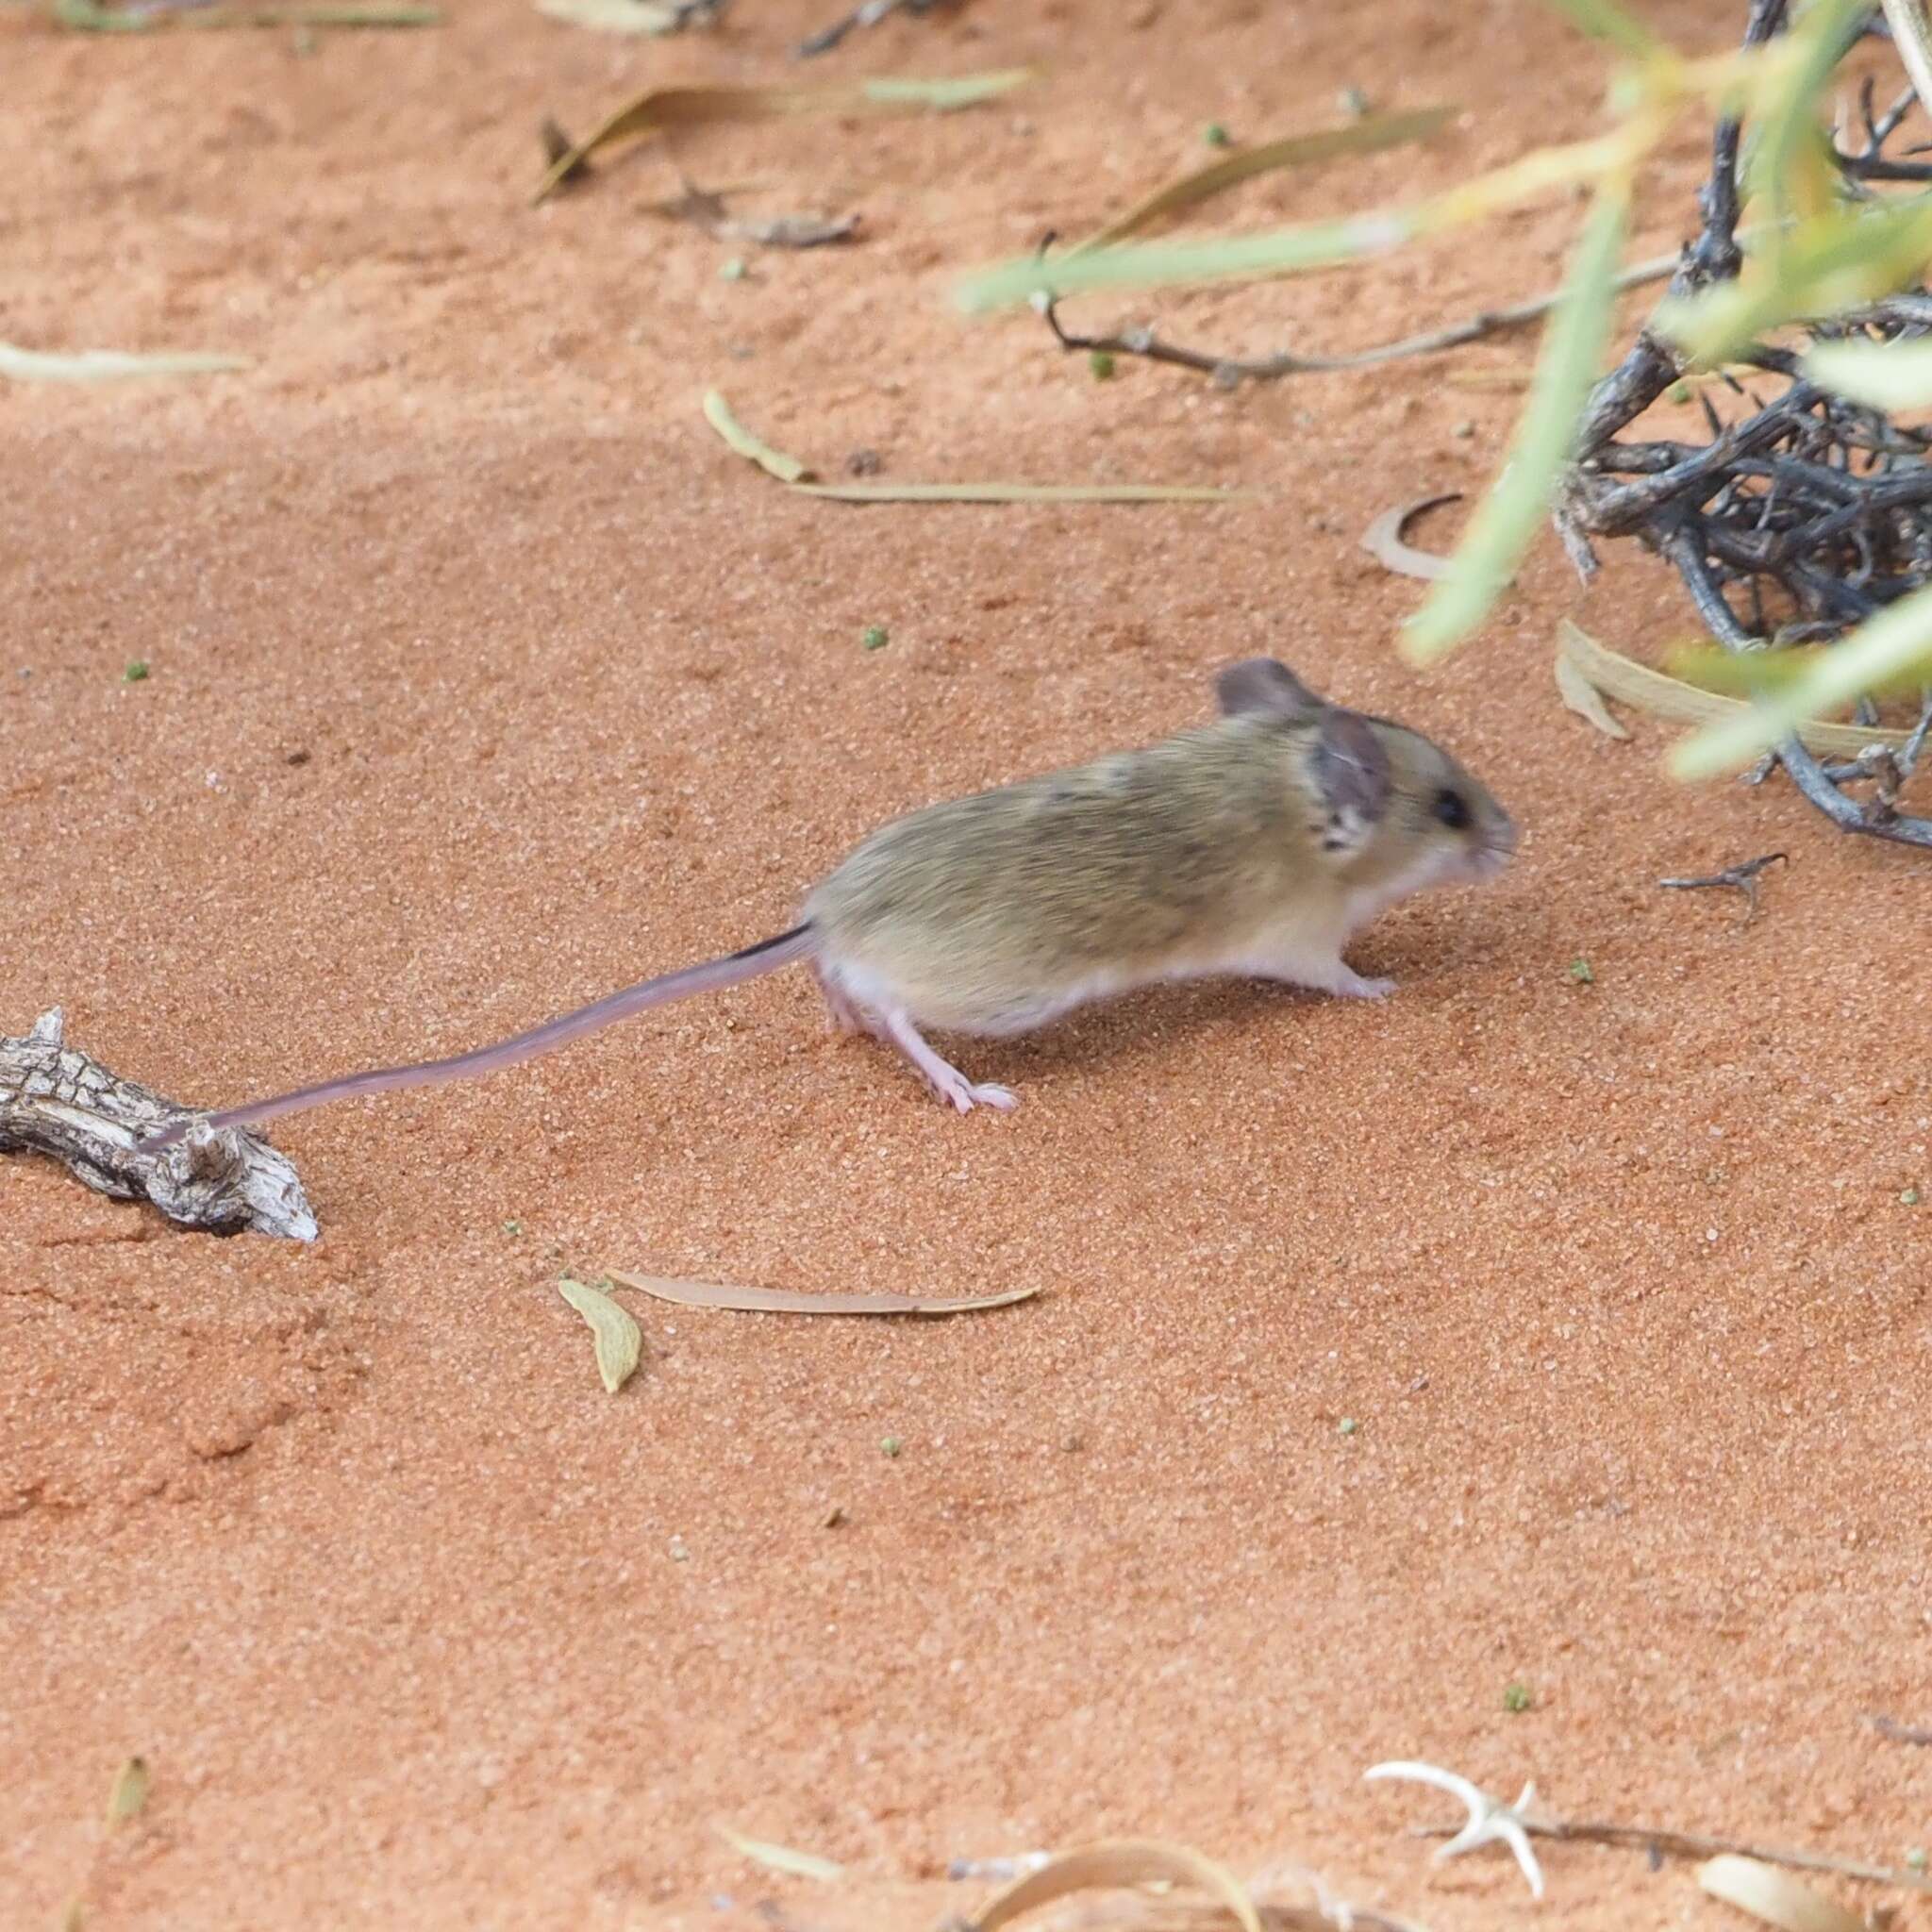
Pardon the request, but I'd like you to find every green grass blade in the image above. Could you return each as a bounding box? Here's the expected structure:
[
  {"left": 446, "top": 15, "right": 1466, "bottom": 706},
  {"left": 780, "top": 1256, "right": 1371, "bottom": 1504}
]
[
  {"left": 954, "top": 210, "right": 1415, "bottom": 313},
  {"left": 1803, "top": 337, "right": 1932, "bottom": 409},
  {"left": 1659, "top": 197, "right": 1932, "bottom": 363},
  {"left": 1541, "top": 0, "right": 1660, "bottom": 58},
  {"left": 1670, "top": 579, "right": 1932, "bottom": 776},
  {"left": 1401, "top": 177, "right": 1631, "bottom": 661},
  {"left": 702, "top": 389, "right": 812, "bottom": 482},
  {"left": 859, "top": 71, "right": 1032, "bottom": 108},
  {"left": 1071, "top": 106, "right": 1456, "bottom": 256},
  {"left": 1740, "top": 0, "right": 1865, "bottom": 253}
]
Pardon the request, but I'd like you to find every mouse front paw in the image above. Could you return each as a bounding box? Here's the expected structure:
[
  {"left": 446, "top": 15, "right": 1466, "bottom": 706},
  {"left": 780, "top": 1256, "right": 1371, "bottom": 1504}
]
[{"left": 1332, "top": 970, "right": 1396, "bottom": 1000}]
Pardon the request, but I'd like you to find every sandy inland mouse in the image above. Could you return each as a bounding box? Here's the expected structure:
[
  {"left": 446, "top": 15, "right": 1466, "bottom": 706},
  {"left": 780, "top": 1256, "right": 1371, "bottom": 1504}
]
[{"left": 141, "top": 657, "right": 1515, "bottom": 1147}]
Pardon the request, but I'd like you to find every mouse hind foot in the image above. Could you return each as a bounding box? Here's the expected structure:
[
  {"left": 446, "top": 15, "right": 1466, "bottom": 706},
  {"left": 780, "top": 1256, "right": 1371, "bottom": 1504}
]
[
  {"left": 878, "top": 1008, "right": 1019, "bottom": 1113},
  {"left": 814, "top": 964, "right": 1017, "bottom": 1112}
]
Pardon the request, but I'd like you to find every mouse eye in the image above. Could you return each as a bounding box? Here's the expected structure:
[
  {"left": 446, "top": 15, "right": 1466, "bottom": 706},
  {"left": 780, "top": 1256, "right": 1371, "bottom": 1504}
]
[{"left": 1432, "top": 788, "right": 1471, "bottom": 830}]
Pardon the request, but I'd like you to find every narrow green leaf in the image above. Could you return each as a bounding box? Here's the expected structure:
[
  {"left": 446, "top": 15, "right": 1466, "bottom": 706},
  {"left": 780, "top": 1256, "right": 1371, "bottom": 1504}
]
[
  {"left": 954, "top": 209, "right": 1416, "bottom": 313},
  {"left": 1803, "top": 337, "right": 1932, "bottom": 410},
  {"left": 1402, "top": 177, "right": 1630, "bottom": 660},
  {"left": 1659, "top": 198, "right": 1932, "bottom": 364},
  {"left": 1740, "top": 0, "right": 1866, "bottom": 253},
  {"left": 1670, "top": 580, "right": 1932, "bottom": 776},
  {"left": 558, "top": 1277, "right": 643, "bottom": 1395},
  {"left": 1541, "top": 0, "right": 1661, "bottom": 58},
  {"left": 702, "top": 390, "right": 812, "bottom": 483},
  {"left": 1070, "top": 106, "right": 1457, "bottom": 256},
  {"left": 859, "top": 71, "right": 1032, "bottom": 108}
]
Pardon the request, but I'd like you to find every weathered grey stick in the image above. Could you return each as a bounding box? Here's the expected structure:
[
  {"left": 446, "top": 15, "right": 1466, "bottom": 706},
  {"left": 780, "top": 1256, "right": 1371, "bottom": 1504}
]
[{"left": 0, "top": 1008, "right": 317, "bottom": 1241}]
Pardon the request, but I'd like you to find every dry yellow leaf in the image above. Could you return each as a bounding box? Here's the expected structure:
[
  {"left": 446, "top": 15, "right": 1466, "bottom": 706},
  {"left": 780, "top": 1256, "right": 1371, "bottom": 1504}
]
[
  {"left": 557, "top": 1278, "right": 642, "bottom": 1393},
  {"left": 714, "top": 1823, "right": 844, "bottom": 1881},
  {"left": 104, "top": 1757, "right": 149, "bottom": 1826},
  {"left": 969, "top": 1840, "right": 1263, "bottom": 1932},
  {"left": 1557, "top": 619, "right": 1916, "bottom": 755},
  {"left": 1698, "top": 1855, "right": 1864, "bottom": 1932}
]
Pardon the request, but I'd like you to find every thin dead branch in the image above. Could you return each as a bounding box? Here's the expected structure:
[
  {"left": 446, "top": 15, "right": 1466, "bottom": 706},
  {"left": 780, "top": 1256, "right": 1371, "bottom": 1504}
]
[
  {"left": 1657, "top": 850, "right": 1789, "bottom": 922},
  {"left": 1037, "top": 247, "right": 1685, "bottom": 390},
  {"left": 0, "top": 1008, "right": 317, "bottom": 1240},
  {"left": 1410, "top": 1810, "right": 1932, "bottom": 1893}
]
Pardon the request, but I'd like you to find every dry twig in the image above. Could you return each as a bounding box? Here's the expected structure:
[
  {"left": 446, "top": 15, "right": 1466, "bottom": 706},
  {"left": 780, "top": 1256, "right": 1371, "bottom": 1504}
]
[
  {"left": 0, "top": 1008, "right": 316, "bottom": 1240},
  {"left": 796, "top": 0, "right": 942, "bottom": 58},
  {"left": 1035, "top": 246, "right": 1685, "bottom": 390},
  {"left": 1657, "top": 850, "right": 1789, "bottom": 922},
  {"left": 1411, "top": 1804, "right": 1932, "bottom": 1892}
]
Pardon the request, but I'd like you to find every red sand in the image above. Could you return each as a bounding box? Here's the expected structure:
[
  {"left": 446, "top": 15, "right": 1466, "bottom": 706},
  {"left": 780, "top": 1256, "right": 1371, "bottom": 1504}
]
[{"left": 4, "top": 1, "right": 1929, "bottom": 1926}]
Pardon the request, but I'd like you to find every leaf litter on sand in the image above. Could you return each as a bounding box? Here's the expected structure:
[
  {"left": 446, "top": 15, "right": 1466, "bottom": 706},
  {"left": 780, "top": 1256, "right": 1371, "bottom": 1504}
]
[
  {"left": 608, "top": 1267, "right": 1039, "bottom": 1316},
  {"left": 1069, "top": 106, "right": 1457, "bottom": 256},
  {"left": 965, "top": 1840, "right": 1264, "bottom": 1932},
  {"left": 1698, "top": 1856, "right": 1863, "bottom": 1932},
  {"left": 104, "top": 1757, "right": 150, "bottom": 1826},
  {"left": 1557, "top": 619, "right": 1921, "bottom": 756},
  {"left": 534, "top": 0, "right": 717, "bottom": 33},
  {"left": 532, "top": 69, "right": 1033, "bottom": 204},
  {"left": 0, "top": 341, "right": 249, "bottom": 381},
  {"left": 556, "top": 1276, "right": 642, "bottom": 1393},
  {"left": 1360, "top": 493, "right": 1463, "bottom": 584},
  {"left": 713, "top": 1823, "right": 844, "bottom": 1882},
  {"left": 1554, "top": 639, "right": 1630, "bottom": 740},
  {"left": 700, "top": 391, "right": 1245, "bottom": 505}
]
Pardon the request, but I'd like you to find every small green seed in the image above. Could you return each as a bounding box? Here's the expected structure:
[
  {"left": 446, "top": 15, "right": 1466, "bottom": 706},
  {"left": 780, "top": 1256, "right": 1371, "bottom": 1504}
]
[
  {"left": 880, "top": 1435, "right": 903, "bottom": 1457},
  {"left": 1338, "top": 1417, "right": 1359, "bottom": 1437},
  {"left": 1568, "top": 958, "right": 1594, "bottom": 985},
  {"left": 719, "top": 257, "right": 747, "bottom": 282},
  {"left": 1202, "top": 122, "right": 1231, "bottom": 148},
  {"left": 124, "top": 660, "right": 150, "bottom": 683},
  {"left": 502, "top": 1219, "right": 523, "bottom": 1235},
  {"left": 1907, "top": 1848, "right": 1928, "bottom": 1873},
  {"left": 1503, "top": 1681, "right": 1533, "bottom": 1714},
  {"left": 1088, "top": 349, "right": 1116, "bottom": 381},
  {"left": 1902, "top": 1187, "right": 1921, "bottom": 1207},
  {"left": 861, "top": 625, "right": 889, "bottom": 652}
]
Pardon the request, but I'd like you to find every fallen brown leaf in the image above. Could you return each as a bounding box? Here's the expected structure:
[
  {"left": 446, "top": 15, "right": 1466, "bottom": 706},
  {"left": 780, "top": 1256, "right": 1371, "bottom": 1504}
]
[
  {"left": 608, "top": 1268, "right": 1040, "bottom": 1316},
  {"left": 1361, "top": 493, "right": 1461, "bottom": 583}
]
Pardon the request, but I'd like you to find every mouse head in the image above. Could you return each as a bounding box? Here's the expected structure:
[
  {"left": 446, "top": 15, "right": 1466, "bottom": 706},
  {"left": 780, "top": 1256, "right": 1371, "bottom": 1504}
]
[{"left": 1214, "top": 657, "right": 1517, "bottom": 891}]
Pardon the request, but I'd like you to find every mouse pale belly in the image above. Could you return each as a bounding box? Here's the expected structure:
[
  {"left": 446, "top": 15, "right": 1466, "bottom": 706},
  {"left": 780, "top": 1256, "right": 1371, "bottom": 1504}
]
[
  {"left": 818, "top": 908, "right": 1351, "bottom": 1040},
  {"left": 819, "top": 950, "right": 1134, "bottom": 1039}
]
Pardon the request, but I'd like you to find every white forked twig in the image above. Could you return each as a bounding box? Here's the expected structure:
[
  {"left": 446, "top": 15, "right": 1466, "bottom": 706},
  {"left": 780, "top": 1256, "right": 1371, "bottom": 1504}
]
[{"left": 1363, "top": 1759, "right": 1546, "bottom": 1902}]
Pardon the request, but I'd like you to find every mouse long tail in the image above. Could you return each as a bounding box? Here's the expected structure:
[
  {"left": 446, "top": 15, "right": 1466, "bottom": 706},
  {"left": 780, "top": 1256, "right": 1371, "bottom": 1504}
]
[{"left": 138, "top": 924, "right": 817, "bottom": 1151}]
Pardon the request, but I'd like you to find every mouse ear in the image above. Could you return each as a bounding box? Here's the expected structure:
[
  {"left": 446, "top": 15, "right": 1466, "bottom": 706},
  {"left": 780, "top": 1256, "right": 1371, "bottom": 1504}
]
[
  {"left": 1215, "top": 658, "right": 1321, "bottom": 720},
  {"left": 1313, "top": 708, "right": 1391, "bottom": 830}
]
